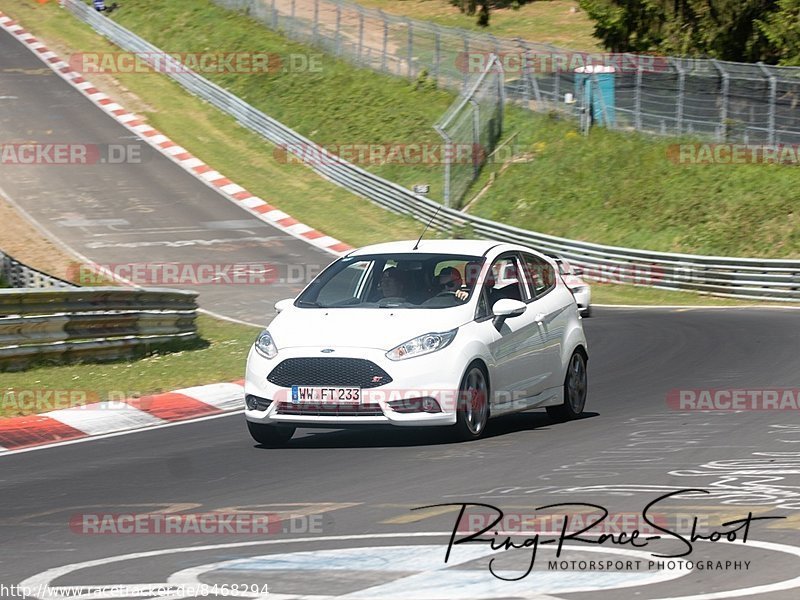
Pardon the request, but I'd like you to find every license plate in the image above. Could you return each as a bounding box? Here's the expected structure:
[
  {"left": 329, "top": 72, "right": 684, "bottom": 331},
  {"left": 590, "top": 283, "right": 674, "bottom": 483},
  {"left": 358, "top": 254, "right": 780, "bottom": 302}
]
[{"left": 291, "top": 386, "right": 361, "bottom": 404}]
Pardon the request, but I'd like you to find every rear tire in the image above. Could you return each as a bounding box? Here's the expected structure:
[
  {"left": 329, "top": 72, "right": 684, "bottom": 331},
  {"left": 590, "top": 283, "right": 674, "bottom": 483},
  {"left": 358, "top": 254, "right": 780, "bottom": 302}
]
[
  {"left": 454, "top": 364, "right": 489, "bottom": 441},
  {"left": 582, "top": 306, "right": 592, "bottom": 318},
  {"left": 546, "top": 351, "right": 587, "bottom": 422},
  {"left": 247, "top": 420, "right": 295, "bottom": 446}
]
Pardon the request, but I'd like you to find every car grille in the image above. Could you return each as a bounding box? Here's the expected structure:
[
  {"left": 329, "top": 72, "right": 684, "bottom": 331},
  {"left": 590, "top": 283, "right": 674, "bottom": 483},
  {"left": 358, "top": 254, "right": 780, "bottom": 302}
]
[
  {"left": 267, "top": 358, "right": 392, "bottom": 388},
  {"left": 275, "top": 402, "right": 384, "bottom": 417}
]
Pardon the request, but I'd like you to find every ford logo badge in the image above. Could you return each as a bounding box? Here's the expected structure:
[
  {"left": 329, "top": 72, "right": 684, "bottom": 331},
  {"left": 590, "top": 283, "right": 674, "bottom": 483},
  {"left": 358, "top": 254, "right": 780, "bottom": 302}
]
[{"left": 321, "top": 348, "right": 335, "bottom": 353}]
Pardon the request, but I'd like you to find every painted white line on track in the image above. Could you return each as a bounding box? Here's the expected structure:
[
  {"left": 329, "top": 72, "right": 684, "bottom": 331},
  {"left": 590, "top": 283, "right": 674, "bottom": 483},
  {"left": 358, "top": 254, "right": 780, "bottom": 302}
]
[{"left": 17, "top": 534, "right": 800, "bottom": 600}]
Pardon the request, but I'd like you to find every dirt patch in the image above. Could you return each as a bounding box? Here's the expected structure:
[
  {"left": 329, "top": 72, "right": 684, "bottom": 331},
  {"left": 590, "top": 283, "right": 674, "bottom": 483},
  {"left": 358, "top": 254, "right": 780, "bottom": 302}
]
[{"left": 0, "top": 196, "right": 79, "bottom": 281}]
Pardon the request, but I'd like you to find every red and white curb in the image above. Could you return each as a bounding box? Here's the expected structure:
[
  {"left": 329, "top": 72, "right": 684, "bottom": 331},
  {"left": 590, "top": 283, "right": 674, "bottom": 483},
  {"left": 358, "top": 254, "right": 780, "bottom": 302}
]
[
  {"left": 0, "top": 12, "right": 353, "bottom": 256},
  {"left": 0, "top": 381, "right": 244, "bottom": 452}
]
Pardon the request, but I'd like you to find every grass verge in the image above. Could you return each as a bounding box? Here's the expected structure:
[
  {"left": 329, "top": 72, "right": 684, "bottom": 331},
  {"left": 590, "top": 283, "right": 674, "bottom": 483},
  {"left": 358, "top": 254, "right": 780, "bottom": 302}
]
[
  {"left": 590, "top": 283, "right": 791, "bottom": 307},
  {"left": 355, "top": 0, "right": 599, "bottom": 49},
  {"left": 0, "top": 314, "right": 257, "bottom": 418}
]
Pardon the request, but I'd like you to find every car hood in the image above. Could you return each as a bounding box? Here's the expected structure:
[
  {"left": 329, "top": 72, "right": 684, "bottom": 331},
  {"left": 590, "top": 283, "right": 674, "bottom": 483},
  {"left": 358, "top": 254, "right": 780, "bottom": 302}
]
[
  {"left": 563, "top": 275, "right": 588, "bottom": 289},
  {"left": 267, "top": 306, "right": 472, "bottom": 350}
]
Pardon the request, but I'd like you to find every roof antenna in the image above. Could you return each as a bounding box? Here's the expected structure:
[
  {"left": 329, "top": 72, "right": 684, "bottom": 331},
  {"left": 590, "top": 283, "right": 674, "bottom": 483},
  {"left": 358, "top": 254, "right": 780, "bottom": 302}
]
[{"left": 412, "top": 205, "right": 442, "bottom": 251}]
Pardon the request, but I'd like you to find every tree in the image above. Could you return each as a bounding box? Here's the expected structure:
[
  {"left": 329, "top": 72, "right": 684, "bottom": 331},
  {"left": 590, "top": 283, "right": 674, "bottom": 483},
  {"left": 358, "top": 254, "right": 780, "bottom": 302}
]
[
  {"left": 578, "top": 0, "right": 798, "bottom": 64},
  {"left": 756, "top": 0, "right": 800, "bottom": 65}
]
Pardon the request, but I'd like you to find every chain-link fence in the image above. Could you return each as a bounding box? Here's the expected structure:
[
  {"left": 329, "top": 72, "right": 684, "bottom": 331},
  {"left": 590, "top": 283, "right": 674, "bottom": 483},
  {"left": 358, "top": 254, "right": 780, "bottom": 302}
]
[
  {"left": 435, "top": 54, "right": 504, "bottom": 207},
  {"left": 215, "top": 0, "right": 800, "bottom": 145}
]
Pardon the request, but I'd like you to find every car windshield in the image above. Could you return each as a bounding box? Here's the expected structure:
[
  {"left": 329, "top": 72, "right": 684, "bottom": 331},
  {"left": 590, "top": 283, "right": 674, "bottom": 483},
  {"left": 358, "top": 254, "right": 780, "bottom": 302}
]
[{"left": 295, "top": 253, "right": 486, "bottom": 309}]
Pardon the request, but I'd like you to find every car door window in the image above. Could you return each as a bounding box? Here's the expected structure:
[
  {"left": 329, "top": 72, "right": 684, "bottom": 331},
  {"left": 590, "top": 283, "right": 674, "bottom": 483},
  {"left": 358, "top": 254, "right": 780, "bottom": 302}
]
[
  {"left": 521, "top": 253, "right": 556, "bottom": 299},
  {"left": 486, "top": 254, "right": 527, "bottom": 308}
]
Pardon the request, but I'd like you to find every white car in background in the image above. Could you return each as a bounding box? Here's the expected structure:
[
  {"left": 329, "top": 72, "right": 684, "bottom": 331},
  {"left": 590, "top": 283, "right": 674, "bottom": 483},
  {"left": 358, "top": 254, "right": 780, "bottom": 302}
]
[
  {"left": 551, "top": 256, "right": 592, "bottom": 317},
  {"left": 244, "top": 240, "right": 588, "bottom": 445},
  {"left": 496, "top": 254, "right": 591, "bottom": 317}
]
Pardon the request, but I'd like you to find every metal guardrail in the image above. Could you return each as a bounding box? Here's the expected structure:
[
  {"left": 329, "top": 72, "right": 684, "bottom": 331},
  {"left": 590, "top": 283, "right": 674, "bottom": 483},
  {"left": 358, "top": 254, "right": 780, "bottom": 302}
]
[
  {"left": 1, "top": 250, "right": 75, "bottom": 289},
  {"left": 58, "top": 0, "right": 800, "bottom": 301},
  {"left": 0, "top": 287, "right": 199, "bottom": 370}
]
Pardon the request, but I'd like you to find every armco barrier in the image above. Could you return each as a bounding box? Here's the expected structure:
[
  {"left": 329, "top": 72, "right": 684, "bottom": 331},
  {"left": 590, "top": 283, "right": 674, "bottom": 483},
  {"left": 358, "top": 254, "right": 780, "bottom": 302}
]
[
  {"left": 1, "top": 249, "right": 74, "bottom": 289},
  {"left": 0, "top": 287, "right": 199, "bottom": 371},
  {"left": 56, "top": 0, "right": 800, "bottom": 301}
]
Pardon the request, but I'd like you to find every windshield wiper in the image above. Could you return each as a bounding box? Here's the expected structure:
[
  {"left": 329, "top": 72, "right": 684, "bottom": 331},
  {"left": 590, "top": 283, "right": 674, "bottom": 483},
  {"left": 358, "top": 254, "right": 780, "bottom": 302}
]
[{"left": 295, "top": 300, "right": 321, "bottom": 307}]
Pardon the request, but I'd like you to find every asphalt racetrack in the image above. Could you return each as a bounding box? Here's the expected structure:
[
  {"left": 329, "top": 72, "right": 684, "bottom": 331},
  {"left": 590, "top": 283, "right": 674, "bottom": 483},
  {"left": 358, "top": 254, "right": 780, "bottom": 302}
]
[{"left": 2, "top": 25, "right": 800, "bottom": 600}]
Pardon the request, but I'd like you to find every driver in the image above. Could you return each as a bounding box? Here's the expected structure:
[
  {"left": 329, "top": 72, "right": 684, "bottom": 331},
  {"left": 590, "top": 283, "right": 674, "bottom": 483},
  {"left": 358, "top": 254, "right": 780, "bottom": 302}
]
[{"left": 437, "top": 267, "right": 465, "bottom": 300}]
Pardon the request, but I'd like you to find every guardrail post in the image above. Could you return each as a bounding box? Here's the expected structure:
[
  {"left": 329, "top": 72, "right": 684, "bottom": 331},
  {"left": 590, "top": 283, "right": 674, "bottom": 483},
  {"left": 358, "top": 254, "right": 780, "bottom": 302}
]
[
  {"left": 462, "top": 36, "right": 470, "bottom": 92},
  {"left": 433, "top": 25, "right": 441, "bottom": 86},
  {"left": 380, "top": 11, "right": 388, "bottom": 73},
  {"left": 634, "top": 66, "right": 643, "bottom": 131},
  {"left": 758, "top": 62, "right": 777, "bottom": 146},
  {"left": 671, "top": 58, "right": 685, "bottom": 135},
  {"left": 470, "top": 98, "right": 481, "bottom": 180},
  {"left": 357, "top": 9, "right": 364, "bottom": 63},
  {"left": 312, "top": 0, "right": 319, "bottom": 43},
  {"left": 435, "top": 126, "right": 453, "bottom": 208},
  {"left": 553, "top": 66, "right": 560, "bottom": 111},
  {"left": 334, "top": 1, "right": 342, "bottom": 56},
  {"left": 406, "top": 19, "right": 414, "bottom": 79},
  {"left": 712, "top": 60, "right": 729, "bottom": 141},
  {"left": 270, "top": 0, "right": 278, "bottom": 29}
]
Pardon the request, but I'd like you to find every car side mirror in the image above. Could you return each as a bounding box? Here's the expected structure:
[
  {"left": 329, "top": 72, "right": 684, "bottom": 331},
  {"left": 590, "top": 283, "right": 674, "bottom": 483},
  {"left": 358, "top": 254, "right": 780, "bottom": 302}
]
[
  {"left": 275, "top": 298, "right": 294, "bottom": 313},
  {"left": 573, "top": 267, "right": 584, "bottom": 276},
  {"left": 492, "top": 298, "right": 526, "bottom": 328}
]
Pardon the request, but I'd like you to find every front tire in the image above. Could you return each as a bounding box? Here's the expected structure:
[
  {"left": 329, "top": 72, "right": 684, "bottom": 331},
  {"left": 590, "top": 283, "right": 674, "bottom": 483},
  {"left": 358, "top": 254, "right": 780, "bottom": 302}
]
[
  {"left": 546, "top": 351, "right": 587, "bottom": 422},
  {"left": 454, "top": 364, "right": 489, "bottom": 441},
  {"left": 247, "top": 420, "right": 295, "bottom": 446}
]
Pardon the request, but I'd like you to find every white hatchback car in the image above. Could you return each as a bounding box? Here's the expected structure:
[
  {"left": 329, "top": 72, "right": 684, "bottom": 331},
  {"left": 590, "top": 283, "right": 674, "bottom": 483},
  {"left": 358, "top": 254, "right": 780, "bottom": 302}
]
[{"left": 244, "top": 240, "right": 588, "bottom": 445}]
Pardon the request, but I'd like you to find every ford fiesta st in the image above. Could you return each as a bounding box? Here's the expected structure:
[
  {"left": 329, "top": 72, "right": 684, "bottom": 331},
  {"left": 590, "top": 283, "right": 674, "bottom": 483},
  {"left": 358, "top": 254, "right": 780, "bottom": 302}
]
[{"left": 244, "top": 240, "right": 588, "bottom": 445}]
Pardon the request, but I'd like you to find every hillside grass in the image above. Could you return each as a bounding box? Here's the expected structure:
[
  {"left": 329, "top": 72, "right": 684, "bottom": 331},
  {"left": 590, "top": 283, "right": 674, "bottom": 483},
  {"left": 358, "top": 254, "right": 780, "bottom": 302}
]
[
  {"left": 355, "top": 0, "right": 600, "bottom": 49},
  {"left": 40, "top": 0, "right": 799, "bottom": 259}
]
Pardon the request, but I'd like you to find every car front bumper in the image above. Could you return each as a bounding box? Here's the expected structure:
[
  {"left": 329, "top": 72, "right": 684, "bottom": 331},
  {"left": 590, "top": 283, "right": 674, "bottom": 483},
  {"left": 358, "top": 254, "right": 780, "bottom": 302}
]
[{"left": 244, "top": 345, "right": 461, "bottom": 427}]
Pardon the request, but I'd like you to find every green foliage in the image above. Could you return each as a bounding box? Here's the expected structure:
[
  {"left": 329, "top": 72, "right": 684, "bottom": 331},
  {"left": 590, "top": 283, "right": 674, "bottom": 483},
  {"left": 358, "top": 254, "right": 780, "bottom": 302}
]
[
  {"left": 578, "top": 0, "right": 800, "bottom": 64},
  {"left": 757, "top": 0, "right": 800, "bottom": 65}
]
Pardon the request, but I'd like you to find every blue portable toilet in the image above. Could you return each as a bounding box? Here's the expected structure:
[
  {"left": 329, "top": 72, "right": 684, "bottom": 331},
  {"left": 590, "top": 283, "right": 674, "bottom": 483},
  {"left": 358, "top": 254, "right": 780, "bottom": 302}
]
[{"left": 574, "top": 65, "right": 616, "bottom": 127}]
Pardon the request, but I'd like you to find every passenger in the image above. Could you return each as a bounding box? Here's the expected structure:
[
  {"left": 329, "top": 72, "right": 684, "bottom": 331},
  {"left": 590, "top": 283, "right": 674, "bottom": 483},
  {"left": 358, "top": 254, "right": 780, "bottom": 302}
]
[
  {"left": 380, "top": 267, "right": 405, "bottom": 299},
  {"left": 456, "top": 261, "right": 483, "bottom": 301}
]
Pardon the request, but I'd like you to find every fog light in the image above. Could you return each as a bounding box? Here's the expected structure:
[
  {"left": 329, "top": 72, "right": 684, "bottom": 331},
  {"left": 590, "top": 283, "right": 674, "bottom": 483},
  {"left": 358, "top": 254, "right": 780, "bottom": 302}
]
[
  {"left": 422, "top": 397, "right": 441, "bottom": 413},
  {"left": 245, "top": 394, "right": 271, "bottom": 411}
]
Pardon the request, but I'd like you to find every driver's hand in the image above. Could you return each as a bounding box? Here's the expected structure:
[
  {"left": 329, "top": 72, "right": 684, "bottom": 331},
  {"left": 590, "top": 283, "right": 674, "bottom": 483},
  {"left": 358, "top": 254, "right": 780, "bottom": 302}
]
[{"left": 455, "top": 290, "right": 468, "bottom": 301}]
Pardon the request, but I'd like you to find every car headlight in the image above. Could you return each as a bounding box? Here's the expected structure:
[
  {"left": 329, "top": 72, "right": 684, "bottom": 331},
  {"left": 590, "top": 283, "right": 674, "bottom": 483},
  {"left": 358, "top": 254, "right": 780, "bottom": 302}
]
[
  {"left": 386, "top": 329, "right": 457, "bottom": 361},
  {"left": 254, "top": 330, "right": 278, "bottom": 359}
]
